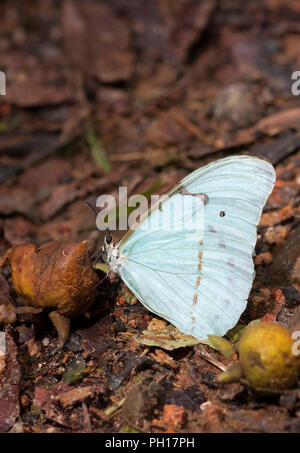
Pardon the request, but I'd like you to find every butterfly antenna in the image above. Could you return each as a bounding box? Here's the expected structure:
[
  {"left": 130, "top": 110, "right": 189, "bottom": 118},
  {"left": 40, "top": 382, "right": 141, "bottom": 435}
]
[
  {"left": 92, "top": 250, "right": 104, "bottom": 265},
  {"left": 86, "top": 201, "right": 98, "bottom": 217}
]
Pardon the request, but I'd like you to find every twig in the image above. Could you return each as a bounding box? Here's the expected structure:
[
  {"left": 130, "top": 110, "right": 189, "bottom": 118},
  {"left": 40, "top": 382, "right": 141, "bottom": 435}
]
[{"left": 194, "top": 344, "right": 227, "bottom": 372}]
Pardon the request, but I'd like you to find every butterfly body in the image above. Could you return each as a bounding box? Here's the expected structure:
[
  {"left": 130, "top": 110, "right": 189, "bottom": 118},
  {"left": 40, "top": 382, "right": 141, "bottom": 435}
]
[
  {"left": 104, "top": 239, "right": 124, "bottom": 274},
  {"left": 102, "top": 155, "right": 276, "bottom": 340}
]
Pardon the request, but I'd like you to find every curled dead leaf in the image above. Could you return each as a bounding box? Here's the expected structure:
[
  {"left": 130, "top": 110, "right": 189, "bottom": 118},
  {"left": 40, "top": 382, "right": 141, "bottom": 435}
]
[{"left": 1, "top": 241, "right": 98, "bottom": 347}]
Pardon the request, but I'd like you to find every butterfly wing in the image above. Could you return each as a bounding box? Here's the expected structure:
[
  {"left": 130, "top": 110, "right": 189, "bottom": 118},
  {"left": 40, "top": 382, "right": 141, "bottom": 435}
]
[{"left": 118, "top": 155, "right": 275, "bottom": 339}]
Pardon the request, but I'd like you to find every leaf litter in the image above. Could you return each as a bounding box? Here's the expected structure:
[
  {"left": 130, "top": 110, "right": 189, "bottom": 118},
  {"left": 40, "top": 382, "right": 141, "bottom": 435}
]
[{"left": 0, "top": 0, "right": 300, "bottom": 433}]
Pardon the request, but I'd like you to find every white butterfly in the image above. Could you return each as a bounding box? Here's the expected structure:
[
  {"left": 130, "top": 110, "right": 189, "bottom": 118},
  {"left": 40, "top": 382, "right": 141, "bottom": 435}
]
[{"left": 101, "top": 155, "right": 275, "bottom": 340}]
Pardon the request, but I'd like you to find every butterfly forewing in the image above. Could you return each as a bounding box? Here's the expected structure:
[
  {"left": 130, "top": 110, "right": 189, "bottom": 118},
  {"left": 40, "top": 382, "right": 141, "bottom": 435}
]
[{"left": 118, "top": 155, "right": 276, "bottom": 340}]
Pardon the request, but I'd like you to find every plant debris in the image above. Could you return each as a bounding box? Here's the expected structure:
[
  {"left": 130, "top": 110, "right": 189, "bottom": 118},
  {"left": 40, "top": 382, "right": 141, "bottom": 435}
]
[
  {"left": 0, "top": 241, "right": 98, "bottom": 347},
  {"left": 0, "top": 0, "right": 300, "bottom": 433}
]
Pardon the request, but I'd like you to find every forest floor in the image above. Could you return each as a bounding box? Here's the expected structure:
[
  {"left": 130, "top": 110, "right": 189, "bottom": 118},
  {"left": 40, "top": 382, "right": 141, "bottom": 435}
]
[{"left": 0, "top": 0, "right": 300, "bottom": 433}]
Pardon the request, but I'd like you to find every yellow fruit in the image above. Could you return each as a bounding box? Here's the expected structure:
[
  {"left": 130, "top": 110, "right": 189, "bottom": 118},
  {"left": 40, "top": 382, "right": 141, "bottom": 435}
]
[{"left": 237, "top": 323, "right": 300, "bottom": 389}]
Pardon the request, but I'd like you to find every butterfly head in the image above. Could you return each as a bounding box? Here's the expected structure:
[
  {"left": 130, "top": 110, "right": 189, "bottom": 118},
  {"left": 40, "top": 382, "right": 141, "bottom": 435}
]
[
  {"left": 101, "top": 234, "right": 124, "bottom": 274},
  {"left": 101, "top": 234, "right": 115, "bottom": 261},
  {"left": 104, "top": 233, "right": 113, "bottom": 246}
]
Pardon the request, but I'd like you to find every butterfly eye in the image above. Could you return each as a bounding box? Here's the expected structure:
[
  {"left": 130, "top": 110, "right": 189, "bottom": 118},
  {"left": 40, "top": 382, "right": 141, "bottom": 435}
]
[
  {"left": 220, "top": 211, "right": 225, "bottom": 217},
  {"left": 105, "top": 234, "right": 112, "bottom": 244}
]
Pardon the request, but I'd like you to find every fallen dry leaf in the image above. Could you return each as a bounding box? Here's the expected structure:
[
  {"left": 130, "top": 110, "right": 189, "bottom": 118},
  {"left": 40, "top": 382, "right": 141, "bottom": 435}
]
[
  {"left": 254, "top": 251, "right": 273, "bottom": 265},
  {"left": 62, "top": 0, "right": 134, "bottom": 83},
  {"left": 255, "top": 108, "right": 300, "bottom": 134},
  {"left": 163, "top": 404, "right": 184, "bottom": 430},
  {"left": 135, "top": 324, "right": 203, "bottom": 350},
  {"left": 200, "top": 401, "right": 223, "bottom": 425},
  {"left": 149, "top": 349, "right": 178, "bottom": 369},
  {"left": 260, "top": 205, "right": 295, "bottom": 227},
  {"left": 270, "top": 224, "right": 300, "bottom": 285},
  {"left": 58, "top": 386, "right": 94, "bottom": 408},
  {"left": 1, "top": 241, "right": 98, "bottom": 347}
]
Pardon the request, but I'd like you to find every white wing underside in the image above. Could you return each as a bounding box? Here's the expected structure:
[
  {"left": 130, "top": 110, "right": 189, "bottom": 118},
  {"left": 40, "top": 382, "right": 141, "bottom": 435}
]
[{"left": 118, "top": 156, "right": 276, "bottom": 339}]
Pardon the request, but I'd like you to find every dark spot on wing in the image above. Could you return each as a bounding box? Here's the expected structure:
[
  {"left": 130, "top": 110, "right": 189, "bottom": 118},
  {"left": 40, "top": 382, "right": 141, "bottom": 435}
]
[
  {"left": 195, "top": 240, "right": 203, "bottom": 292},
  {"left": 202, "top": 194, "right": 209, "bottom": 205},
  {"left": 193, "top": 294, "right": 198, "bottom": 306},
  {"left": 220, "top": 211, "right": 225, "bottom": 217},
  {"left": 197, "top": 249, "right": 203, "bottom": 273},
  {"left": 218, "top": 240, "right": 226, "bottom": 248}
]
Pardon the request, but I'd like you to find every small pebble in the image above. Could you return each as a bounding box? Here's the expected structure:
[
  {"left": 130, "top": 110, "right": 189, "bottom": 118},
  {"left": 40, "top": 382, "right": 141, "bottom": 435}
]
[
  {"left": 42, "top": 337, "right": 50, "bottom": 347},
  {"left": 65, "top": 333, "right": 83, "bottom": 352}
]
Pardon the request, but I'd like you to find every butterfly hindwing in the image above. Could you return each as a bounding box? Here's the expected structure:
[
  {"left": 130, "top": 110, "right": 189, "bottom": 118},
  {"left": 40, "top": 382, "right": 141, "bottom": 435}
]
[{"left": 118, "top": 156, "right": 275, "bottom": 339}]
